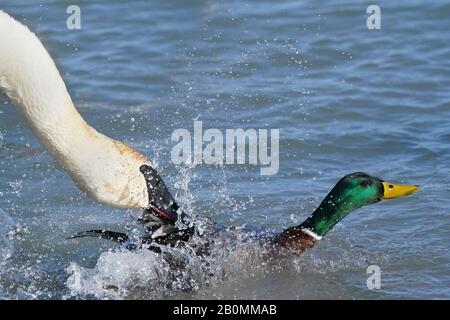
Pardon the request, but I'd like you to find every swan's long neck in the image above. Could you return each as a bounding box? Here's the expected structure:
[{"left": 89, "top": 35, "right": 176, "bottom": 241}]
[{"left": 0, "top": 11, "right": 149, "bottom": 208}]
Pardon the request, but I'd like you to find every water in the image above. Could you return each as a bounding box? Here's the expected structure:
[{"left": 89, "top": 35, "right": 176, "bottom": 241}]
[{"left": 1, "top": 0, "right": 449, "bottom": 299}]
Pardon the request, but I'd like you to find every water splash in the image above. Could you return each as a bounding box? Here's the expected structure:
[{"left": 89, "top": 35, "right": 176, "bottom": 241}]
[
  {"left": 65, "top": 234, "right": 272, "bottom": 299},
  {"left": 0, "top": 210, "right": 14, "bottom": 270}
]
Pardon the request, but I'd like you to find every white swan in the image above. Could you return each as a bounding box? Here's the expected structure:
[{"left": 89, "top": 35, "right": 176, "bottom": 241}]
[{"left": 0, "top": 10, "right": 150, "bottom": 208}]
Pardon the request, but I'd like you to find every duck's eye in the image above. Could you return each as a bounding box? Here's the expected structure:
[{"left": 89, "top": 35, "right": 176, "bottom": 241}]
[{"left": 360, "top": 180, "right": 370, "bottom": 188}]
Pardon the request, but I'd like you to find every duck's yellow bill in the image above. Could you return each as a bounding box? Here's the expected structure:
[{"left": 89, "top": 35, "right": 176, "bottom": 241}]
[{"left": 382, "top": 182, "right": 420, "bottom": 199}]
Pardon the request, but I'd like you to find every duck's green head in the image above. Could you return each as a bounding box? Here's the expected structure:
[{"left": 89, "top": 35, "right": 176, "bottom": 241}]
[{"left": 300, "top": 172, "right": 419, "bottom": 237}]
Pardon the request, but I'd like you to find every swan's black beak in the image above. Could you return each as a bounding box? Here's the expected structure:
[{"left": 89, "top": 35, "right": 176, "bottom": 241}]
[
  {"left": 139, "top": 164, "right": 192, "bottom": 241},
  {"left": 139, "top": 164, "right": 186, "bottom": 224}
]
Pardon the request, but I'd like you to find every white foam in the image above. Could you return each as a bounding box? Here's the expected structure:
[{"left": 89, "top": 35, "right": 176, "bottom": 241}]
[{"left": 65, "top": 228, "right": 269, "bottom": 299}]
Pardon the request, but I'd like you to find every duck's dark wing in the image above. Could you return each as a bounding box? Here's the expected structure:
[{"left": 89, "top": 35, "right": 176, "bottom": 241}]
[{"left": 68, "top": 229, "right": 128, "bottom": 243}]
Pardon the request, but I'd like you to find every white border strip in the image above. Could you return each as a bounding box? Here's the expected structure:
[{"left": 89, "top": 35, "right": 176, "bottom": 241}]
[{"left": 301, "top": 228, "right": 322, "bottom": 241}]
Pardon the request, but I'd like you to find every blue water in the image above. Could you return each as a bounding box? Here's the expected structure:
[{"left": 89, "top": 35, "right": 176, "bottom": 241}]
[{"left": 1, "top": 0, "right": 449, "bottom": 299}]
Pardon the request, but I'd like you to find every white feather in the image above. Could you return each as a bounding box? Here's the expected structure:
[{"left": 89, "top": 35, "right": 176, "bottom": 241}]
[{"left": 0, "top": 10, "right": 149, "bottom": 208}]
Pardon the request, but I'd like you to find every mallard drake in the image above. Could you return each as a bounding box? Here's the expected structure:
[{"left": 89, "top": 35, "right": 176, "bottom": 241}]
[
  {"left": 71, "top": 166, "right": 419, "bottom": 255},
  {"left": 273, "top": 172, "right": 419, "bottom": 254}
]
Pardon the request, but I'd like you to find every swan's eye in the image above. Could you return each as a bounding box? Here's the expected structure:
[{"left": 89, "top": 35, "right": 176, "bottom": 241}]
[{"left": 360, "top": 180, "right": 370, "bottom": 188}]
